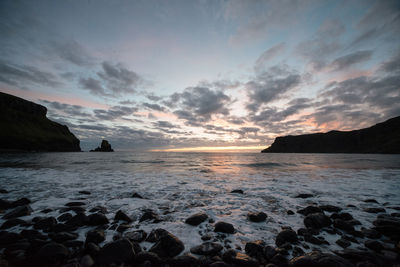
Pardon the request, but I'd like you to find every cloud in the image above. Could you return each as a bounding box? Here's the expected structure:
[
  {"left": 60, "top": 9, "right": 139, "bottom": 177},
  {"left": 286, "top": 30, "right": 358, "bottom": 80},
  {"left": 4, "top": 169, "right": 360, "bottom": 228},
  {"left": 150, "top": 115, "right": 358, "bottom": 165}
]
[
  {"left": 80, "top": 61, "right": 144, "bottom": 97},
  {"left": 296, "top": 20, "right": 345, "bottom": 69},
  {"left": 40, "top": 100, "right": 91, "bottom": 118},
  {"left": 246, "top": 65, "right": 301, "bottom": 111},
  {"left": 93, "top": 105, "right": 139, "bottom": 121},
  {"left": 328, "top": 50, "right": 373, "bottom": 71},
  {"left": 79, "top": 77, "right": 106, "bottom": 96},
  {"left": 50, "top": 40, "right": 94, "bottom": 67},
  {"left": 142, "top": 102, "right": 166, "bottom": 112},
  {"left": 254, "top": 43, "right": 285, "bottom": 72},
  {"left": 0, "top": 60, "right": 59, "bottom": 88},
  {"left": 173, "top": 86, "right": 232, "bottom": 125}
]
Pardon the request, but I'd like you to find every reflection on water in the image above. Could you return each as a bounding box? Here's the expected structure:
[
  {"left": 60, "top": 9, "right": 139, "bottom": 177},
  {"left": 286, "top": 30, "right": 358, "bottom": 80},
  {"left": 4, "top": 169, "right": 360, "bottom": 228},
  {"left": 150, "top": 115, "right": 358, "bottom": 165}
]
[{"left": 0, "top": 152, "right": 399, "bottom": 175}]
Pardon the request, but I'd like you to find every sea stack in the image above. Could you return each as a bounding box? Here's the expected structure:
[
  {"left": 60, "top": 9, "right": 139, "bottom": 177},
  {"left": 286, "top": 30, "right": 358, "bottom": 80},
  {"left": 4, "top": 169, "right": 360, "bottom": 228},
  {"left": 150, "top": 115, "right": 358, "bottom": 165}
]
[
  {"left": 90, "top": 140, "right": 114, "bottom": 152},
  {"left": 0, "top": 92, "right": 81, "bottom": 152}
]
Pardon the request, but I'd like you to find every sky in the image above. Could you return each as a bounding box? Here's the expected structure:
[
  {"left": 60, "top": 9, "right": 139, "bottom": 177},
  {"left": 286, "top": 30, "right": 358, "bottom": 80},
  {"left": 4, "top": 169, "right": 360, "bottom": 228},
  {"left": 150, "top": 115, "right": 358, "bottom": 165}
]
[{"left": 0, "top": 0, "right": 399, "bottom": 151}]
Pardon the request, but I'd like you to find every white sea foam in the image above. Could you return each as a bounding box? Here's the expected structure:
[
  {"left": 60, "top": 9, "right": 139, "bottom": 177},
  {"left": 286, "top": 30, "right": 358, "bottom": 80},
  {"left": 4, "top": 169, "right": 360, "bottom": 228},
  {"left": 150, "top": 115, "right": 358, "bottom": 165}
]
[{"left": 0, "top": 152, "right": 399, "bottom": 256}]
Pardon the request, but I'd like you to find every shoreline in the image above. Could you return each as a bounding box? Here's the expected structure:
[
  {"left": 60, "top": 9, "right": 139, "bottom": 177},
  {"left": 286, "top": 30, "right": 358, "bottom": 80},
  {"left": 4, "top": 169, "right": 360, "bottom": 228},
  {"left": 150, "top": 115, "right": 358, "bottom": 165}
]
[{"left": 1, "top": 189, "right": 399, "bottom": 266}]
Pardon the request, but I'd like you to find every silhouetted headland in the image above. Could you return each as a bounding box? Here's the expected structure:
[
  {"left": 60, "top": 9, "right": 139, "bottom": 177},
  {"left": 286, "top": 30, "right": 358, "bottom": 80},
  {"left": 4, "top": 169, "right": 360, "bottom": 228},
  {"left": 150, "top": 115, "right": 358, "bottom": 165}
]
[
  {"left": 90, "top": 140, "right": 114, "bottom": 152},
  {"left": 262, "top": 116, "right": 400, "bottom": 154},
  {"left": 0, "top": 92, "right": 81, "bottom": 152}
]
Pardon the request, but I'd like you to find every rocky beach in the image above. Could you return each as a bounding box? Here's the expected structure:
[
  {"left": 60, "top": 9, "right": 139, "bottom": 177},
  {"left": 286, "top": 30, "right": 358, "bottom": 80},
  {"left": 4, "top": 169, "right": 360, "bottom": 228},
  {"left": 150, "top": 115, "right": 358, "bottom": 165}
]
[{"left": 0, "top": 152, "right": 399, "bottom": 267}]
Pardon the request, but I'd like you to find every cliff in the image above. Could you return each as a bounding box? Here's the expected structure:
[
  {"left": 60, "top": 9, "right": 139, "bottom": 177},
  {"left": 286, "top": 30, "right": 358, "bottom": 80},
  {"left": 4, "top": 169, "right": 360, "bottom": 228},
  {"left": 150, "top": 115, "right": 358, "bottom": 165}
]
[
  {"left": 0, "top": 92, "right": 81, "bottom": 152},
  {"left": 262, "top": 116, "right": 400, "bottom": 154}
]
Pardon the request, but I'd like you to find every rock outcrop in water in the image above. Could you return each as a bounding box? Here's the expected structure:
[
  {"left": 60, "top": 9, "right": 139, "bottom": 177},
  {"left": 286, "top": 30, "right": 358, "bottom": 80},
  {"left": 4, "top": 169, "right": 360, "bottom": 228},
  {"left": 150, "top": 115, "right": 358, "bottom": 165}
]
[
  {"left": 0, "top": 92, "right": 81, "bottom": 152},
  {"left": 90, "top": 140, "right": 114, "bottom": 152},
  {"left": 262, "top": 116, "right": 400, "bottom": 154}
]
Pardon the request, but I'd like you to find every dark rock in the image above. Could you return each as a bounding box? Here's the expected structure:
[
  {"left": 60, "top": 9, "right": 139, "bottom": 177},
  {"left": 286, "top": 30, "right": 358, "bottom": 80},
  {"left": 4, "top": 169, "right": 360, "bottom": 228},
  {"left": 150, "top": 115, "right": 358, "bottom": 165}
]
[
  {"left": 364, "top": 199, "right": 379, "bottom": 203},
  {"left": 330, "top": 212, "right": 353, "bottom": 221},
  {"left": 49, "top": 232, "right": 78, "bottom": 243},
  {"left": 114, "top": 210, "right": 132, "bottom": 223},
  {"left": 0, "top": 231, "right": 20, "bottom": 247},
  {"left": 333, "top": 219, "right": 355, "bottom": 232},
  {"left": 292, "top": 246, "right": 304, "bottom": 257},
  {"left": 214, "top": 221, "right": 235, "bottom": 234},
  {"left": 289, "top": 251, "right": 353, "bottom": 267},
  {"left": 261, "top": 116, "right": 400, "bottom": 154},
  {"left": 0, "top": 189, "right": 8, "bottom": 194},
  {"left": 304, "top": 234, "right": 327, "bottom": 245},
  {"left": 297, "top": 206, "right": 323, "bottom": 216},
  {"left": 116, "top": 224, "right": 130, "bottom": 233},
  {"left": 0, "top": 199, "right": 11, "bottom": 210},
  {"left": 364, "top": 240, "right": 384, "bottom": 252},
  {"left": 80, "top": 255, "right": 94, "bottom": 267},
  {"left": 58, "top": 213, "right": 73, "bottom": 222},
  {"left": 132, "top": 192, "right": 143, "bottom": 199},
  {"left": 21, "top": 229, "right": 47, "bottom": 241},
  {"left": 78, "top": 191, "right": 91, "bottom": 195},
  {"left": 95, "top": 238, "right": 135, "bottom": 265},
  {"left": 145, "top": 228, "right": 169, "bottom": 243},
  {"left": 149, "top": 231, "right": 184, "bottom": 258},
  {"left": 342, "top": 235, "right": 358, "bottom": 244},
  {"left": 319, "top": 205, "right": 342, "bottom": 213},
  {"left": 231, "top": 189, "right": 244, "bottom": 194},
  {"left": 87, "top": 213, "right": 109, "bottom": 225},
  {"left": 65, "top": 201, "right": 86, "bottom": 207},
  {"left": 52, "top": 223, "right": 76, "bottom": 233},
  {"left": 334, "top": 249, "right": 387, "bottom": 266},
  {"left": 124, "top": 230, "right": 147, "bottom": 243},
  {"left": 287, "top": 210, "right": 295, "bottom": 215},
  {"left": 0, "top": 218, "right": 27, "bottom": 229},
  {"left": 190, "top": 242, "right": 223, "bottom": 255},
  {"left": 247, "top": 212, "right": 267, "bottom": 222},
  {"left": 364, "top": 207, "right": 386, "bottom": 213},
  {"left": 35, "top": 242, "right": 70, "bottom": 265},
  {"left": 3, "top": 205, "right": 32, "bottom": 219},
  {"left": 41, "top": 208, "right": 52, "bottom": 213},
  {"left": 140, "top": 210, "right": 161, "bottom": 223},
  {"left": 348, "top": 219, "right": 362, "bottom": 226},
  {"left": 185, "top": 212, "right": 208, "bottom": 226},
  {"left": 275, "top": 229, "right": 298, "bottom": 247},
  {"left": 90, "top": 140, "right": 114, "bottom": 152},
  {"left": 86, "top": 230, "right": 105, "bottom": 244},
  {"left": 304, "top": 213, "right": 331, "bottom": 229},
  {"left": 361, "top": 228, "right": 382, "bottom": 239},
  {"left": 270, "top": 253, "right": 288, "bottom": 267},
  {"left": 222, "top": 249, "right": 258, "bottom": 267},
  {"left": 295, "top": 193, "right": 314, "bottom": 199},
  {"left": 245, "top": 240, "right": 265, "bottom": 260},
  {"left": 63, "top": 240, "right": 84, "bottom": 248},
  {"left": 135, "top": 251, "right": 162, "bottom": 265},
  {"left": 169, "top": 254, "right": 199, "bottom": 267},
  {"left": 34, "top": 217, "right": 57, "bottom": 231},
  {"left": 264, "top": 245, "right": 277, "bottom": 260},
  {"left": 66, "top": 213, "right": 88, "bottom": 227},
  {"left": 10, "top": 198, "right": 31, "bottom": 208},
  {"left": 85, "top": 242, "right": 100, "bottom": 256},
  {"left": 336, "top": 238, "right": 351, "bottom": 248}
]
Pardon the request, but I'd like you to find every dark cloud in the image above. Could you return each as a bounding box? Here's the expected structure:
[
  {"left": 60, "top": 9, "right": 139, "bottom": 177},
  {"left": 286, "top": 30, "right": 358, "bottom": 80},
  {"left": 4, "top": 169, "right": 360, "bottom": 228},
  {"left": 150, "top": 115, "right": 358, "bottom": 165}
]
[
  {"left": 79, "top": 77, "right": 106, "bottom": 96},
  {"left": 329, "top": 50, "right": 373, "bottom": 71},
  {"left": 153, "top": 121, "right": 177, "bottom": 129},
  {"left": 250, "top": 98, "right": 311, "bottom": 125},
  {"left": 0, "top": 60, "right": 59, "bottom": 88},
  {"left": 246, "top": 65, "right": 301, "bottom": 112},
  {"left": 142, "top": 102, "right": 166, "bottom": 112},
  {"left": 145, "top": 93, "right": 163, "bottom": 101},
  {"left": 172, "top": 87, "right": 231, "bottom": 125},
  {"left": 93, "top": 105, "right": 139, "bottom": 121},
  {"left": 296, "top": 20, "right": 345, "bottom": 69},
  {"left": 254, "top": 43, "right": 285, "bottom": 72},
  {"left": 40, "top": 100, "right": 91, "bottom": 118},
  {"left": 50, "top": 40, "right": 94, "bottom": 67},
  {"left": 227, "top": 116, "right": 246, "bottom": 125},
  {"left": 197, "top": 79, "right": 241, "bottom": 90},
  {"left": 80, "top": 61, "right": 144, "bottom": 97}
]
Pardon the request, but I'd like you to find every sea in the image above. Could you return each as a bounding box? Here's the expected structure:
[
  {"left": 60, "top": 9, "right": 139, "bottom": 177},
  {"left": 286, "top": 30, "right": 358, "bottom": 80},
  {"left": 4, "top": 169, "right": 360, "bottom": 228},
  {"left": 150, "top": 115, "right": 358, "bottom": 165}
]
[{"left": 0, "top": 152, "right": 399, "bottom": 254}]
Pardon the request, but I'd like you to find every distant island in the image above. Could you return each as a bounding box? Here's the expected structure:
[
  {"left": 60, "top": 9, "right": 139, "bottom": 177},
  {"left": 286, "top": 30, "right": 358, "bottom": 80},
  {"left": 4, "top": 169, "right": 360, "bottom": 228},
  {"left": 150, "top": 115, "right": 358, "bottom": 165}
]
[
  {"left": 262, "top": 116, "right": 400, "bottom": 154},
  {"left": 0, "top": 92, "right": 81, "bottom": 152},
  {"left": 90, "top": 140, "right": 114, "bottom": 152}
]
